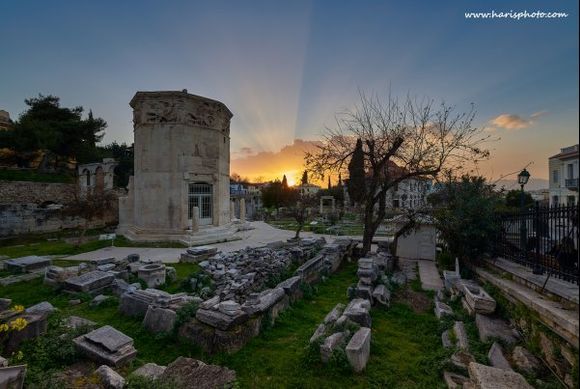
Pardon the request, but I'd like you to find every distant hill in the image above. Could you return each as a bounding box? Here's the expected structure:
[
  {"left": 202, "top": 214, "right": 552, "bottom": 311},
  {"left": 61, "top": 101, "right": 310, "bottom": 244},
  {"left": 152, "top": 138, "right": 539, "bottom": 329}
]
[{"left": 493, "top": 177, "right": 548, "bottom": 191}]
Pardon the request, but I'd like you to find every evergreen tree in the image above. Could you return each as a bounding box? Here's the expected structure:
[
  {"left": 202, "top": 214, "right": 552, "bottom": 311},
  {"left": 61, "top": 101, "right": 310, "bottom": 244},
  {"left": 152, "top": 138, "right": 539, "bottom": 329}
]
[
  {"left": 282, "top": 174, "right": 288, "bottom": 189},
  {"left": 347, "top": 138, "right": 366, "bottom": 205},
  {"left": 301, "top": 171, "right": 308, "bottom": 185},
  {"left": 4, "top": 94, "right": 106, "bottom": 168}
]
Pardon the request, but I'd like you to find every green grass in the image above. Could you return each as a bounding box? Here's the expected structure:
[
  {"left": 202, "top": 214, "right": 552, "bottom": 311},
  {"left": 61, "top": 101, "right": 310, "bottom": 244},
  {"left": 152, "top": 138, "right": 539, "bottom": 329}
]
[
  {"left": 0, "top": 169, "right": 74, "bottom": 183},
  {"left": 2, "top": 259, "right": 447, "bottom": 388},
  {"left": 0, "top": 234, "right": 187, "bottom": 260},
  {"left": 0, "top": 239, "right": 113, "bottom": 259},
  {"left": 211, "top": 262, "right": 446, "bottom": 388}
]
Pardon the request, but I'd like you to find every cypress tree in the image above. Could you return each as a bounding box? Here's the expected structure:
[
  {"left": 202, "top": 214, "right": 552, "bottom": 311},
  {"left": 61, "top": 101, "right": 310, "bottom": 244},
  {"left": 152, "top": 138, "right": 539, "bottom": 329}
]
[{"left": 347, "top": 138, "right": 366, "bottom": 205}]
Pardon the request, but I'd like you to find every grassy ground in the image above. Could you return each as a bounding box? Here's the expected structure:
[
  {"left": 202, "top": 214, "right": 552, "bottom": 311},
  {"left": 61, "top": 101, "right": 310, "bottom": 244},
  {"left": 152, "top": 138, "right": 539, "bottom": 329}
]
[
  {"left": 215, "top": 269, "right": 447, "bottom": 388},
  {"left": 2, "top": 256, "right": 447, "bottom": 388},
  {"left": 0, "top": 234, "right": 187, "bottom": 259}
]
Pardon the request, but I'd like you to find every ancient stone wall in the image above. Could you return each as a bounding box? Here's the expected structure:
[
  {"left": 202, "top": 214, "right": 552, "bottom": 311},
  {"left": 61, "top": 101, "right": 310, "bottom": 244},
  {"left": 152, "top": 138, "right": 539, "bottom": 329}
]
[{"left": 0, "top": 180, "right": 118, "bottom": 236}]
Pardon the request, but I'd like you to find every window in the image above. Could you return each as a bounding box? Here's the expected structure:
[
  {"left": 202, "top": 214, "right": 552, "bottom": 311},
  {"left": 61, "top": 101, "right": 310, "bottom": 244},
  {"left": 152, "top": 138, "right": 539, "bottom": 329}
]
[
  {"left": 552, "top": 196, "right": 559, "bottom": 205},
  {"left": 567, "top": 164, "right": 574, "bottom": 179},
  {"left": 188, "top": 183, "right": 213, "bottom": 222},
  {"left": 552, "top": 170, "right": 559, "bottom": 184},
  {"left": 393, "top": 199, "right": 399, "bottom": 208},
  {"left": 567, "top": 196, "right": 576, "bottom": 206}
]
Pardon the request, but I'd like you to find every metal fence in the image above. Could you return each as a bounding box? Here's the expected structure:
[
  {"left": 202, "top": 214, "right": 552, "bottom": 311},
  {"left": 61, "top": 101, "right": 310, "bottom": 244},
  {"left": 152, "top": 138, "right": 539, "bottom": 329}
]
[{"left": 497, "top": 203, "right": 579, "bottom": 284}]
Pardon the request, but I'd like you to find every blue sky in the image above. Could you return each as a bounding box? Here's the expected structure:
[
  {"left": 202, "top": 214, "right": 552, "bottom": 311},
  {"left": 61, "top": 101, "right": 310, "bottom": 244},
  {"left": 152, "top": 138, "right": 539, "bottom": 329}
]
[{"left": 0, "top": 0, "right": 577, "bottom": 183}]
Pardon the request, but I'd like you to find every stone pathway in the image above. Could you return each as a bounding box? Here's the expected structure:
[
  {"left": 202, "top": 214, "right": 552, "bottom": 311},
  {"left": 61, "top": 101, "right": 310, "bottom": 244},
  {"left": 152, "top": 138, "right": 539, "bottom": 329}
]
[
  {"left": 64, "top": 222, "right": 336, "bottom": 263},
  {"left": 417, "top": 260, "right": 443, "bottom": 291}
]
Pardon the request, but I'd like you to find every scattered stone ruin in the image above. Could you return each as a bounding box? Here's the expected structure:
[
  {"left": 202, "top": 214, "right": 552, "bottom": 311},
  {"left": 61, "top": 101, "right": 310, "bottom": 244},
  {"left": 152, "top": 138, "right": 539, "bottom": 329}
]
[
  {"left": 178, "top": 237, "right": 355, "bottom": 354},
  {"left": 437, "top": 262, "right": 546, "bottom": 388}
]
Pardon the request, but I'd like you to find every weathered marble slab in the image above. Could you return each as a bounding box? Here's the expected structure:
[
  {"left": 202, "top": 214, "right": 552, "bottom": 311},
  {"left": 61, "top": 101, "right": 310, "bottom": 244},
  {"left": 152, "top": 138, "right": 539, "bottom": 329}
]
[
  {"left": 464, "top": 285, "right": 496, "bottom": 314},
  {"left": 64, "top": 270, "right": 114, "bottom": 293},
  {"left": 467, "top": 362, "right": 532, "bottom": 389},
  {"left": 475, "top": 314, "right": 520, "bottom": 344},
  {"left": 346, "top": 327, "right": 371, "bottom": 372},
  {"left": 320, "top": 331, "right": 347, "bottom": 363},
  {"left": 74, "top": 325, "right": 137, "bottom": 367},
  {"left": 4, "top": 256, "right": 51, "bottom": 273},
  {"left": 195, "top": 308, "right": 249, "bottom": 331},
  {"left": 488, "top": 342, "right": 512, "bottom": 371}
]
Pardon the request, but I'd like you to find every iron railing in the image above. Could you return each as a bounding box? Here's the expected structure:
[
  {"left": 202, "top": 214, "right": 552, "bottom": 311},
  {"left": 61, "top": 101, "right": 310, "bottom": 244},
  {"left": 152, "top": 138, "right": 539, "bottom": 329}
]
[{"left": 497, "top": 203, "right": 579, "bottom": 284}]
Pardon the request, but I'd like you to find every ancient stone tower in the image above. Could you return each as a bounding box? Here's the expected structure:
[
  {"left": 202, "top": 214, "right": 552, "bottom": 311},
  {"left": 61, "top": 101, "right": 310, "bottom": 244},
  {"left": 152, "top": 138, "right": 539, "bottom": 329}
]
[{"left": 118, "top": 90, "right": 232, "bottom": 242}]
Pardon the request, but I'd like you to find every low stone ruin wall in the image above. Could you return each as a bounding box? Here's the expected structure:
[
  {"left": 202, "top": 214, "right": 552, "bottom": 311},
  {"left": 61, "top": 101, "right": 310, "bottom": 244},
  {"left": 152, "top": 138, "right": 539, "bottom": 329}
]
[
  {"left": 178, "top": 238, "right": 356, "bottom": 354},
  {"left": 0, "top": 181, "right": 118, "bottom": 237}
]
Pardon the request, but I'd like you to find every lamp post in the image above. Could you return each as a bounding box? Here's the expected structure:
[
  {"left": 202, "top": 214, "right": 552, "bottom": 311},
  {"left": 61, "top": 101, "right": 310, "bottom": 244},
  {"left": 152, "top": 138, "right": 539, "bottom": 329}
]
[
  {"left": 518, "top": 169, "right": 530, "bottom": 261},
  {"left": 517, "top": 169, "right": 541, "bottom": 274}
]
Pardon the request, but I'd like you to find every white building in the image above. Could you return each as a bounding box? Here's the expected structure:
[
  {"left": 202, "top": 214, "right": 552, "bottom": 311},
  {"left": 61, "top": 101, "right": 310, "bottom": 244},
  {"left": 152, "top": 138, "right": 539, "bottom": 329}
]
[
  {"left": 549, "top": 144, "right": 578, "bottom": 206},
  {"left": 296, "top": 183, "right": 321, "bottom": 196},
  {"left": 386, "top": 177, "right": 433, "bottom": 210}
]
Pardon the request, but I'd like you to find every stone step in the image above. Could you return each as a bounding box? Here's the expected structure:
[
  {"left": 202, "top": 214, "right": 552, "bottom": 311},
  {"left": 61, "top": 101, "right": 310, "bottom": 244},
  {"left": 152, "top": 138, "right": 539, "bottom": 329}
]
[
  {"left": 475, "top": 267, "right": 579, "bottom": 349},
  {"left": 484, "top": 258, "right": 578, "bottom": 308}
]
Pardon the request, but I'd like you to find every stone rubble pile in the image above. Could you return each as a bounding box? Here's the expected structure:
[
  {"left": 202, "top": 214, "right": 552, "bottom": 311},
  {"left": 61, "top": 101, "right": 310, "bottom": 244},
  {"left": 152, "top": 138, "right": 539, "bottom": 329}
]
[
  {"left": 348, "top": 252, "right": 394, "bottom": 306},
  {"left": 309, "top": 299, "right": 373, "bottom": 372},
  {"left": 179, "top": 238, "right": 355, "bottom": 354},
  {"left": 437, "top": 261, "right": 544, "bottom": 388},
  {"left": 196, "top": 237, "right": 327, "bottom": 303},
  {"left": 119, "top": 288, "right": 195, "bottom": 333}
]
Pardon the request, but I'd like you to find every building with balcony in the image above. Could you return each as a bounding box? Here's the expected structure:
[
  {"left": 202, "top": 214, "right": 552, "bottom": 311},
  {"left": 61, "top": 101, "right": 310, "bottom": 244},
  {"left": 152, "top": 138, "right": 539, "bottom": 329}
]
[{"left": 549, "top": 144, "right": 578, "bottom": 206}]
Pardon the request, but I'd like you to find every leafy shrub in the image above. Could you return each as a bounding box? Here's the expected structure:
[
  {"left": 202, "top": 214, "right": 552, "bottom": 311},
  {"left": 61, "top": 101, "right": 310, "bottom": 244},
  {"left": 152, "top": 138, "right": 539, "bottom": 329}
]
[
  {"left": 17, "top": 314, "right": 85, "bottom": 384},
  {"left": 173, "top": 301, "right": 199, "bottom": 334}
]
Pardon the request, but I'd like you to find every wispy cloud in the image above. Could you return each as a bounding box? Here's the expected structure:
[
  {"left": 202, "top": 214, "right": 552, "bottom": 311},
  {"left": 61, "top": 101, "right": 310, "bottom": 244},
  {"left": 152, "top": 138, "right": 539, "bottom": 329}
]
[{"left": 489, "top": 111, "right": 547, "bottom": 131}]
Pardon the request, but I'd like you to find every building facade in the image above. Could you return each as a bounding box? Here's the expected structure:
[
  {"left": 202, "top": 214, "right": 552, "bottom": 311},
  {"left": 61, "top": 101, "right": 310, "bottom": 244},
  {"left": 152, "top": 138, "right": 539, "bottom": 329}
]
[
  {"left": 549, "top": 144, "right": 578, "bottom": 206},
  {"left": 230, "top": 183, "right": 263, "bottom": 220},
  {"left": 386, "top": 177, "right": 433, "bottom": 210},
  {"left": 296, "top": 183, "right": 321, "bottom": 196},
  {"left": 118, "top": 90, "right": 233, "bottom": 242},
  {"left": 78, "top": 158, "right": 118, "bottom": 192}
]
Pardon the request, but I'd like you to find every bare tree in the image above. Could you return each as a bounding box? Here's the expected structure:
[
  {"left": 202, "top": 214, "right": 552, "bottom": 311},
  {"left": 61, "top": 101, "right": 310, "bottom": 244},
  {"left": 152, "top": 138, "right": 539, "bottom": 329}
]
[
  {"left": 305, "top": 91, "right": 490, "bottom": 254},
  {"left": 289, "top": 193, "right": 317, "bottom": 239},
  {"left": 62, "top": 186, "right": 117, "bottom": 246}
]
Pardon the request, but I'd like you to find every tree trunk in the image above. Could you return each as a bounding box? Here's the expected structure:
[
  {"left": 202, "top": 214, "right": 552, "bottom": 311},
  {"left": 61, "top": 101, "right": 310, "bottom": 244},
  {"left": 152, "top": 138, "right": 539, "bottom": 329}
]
[
  {"left": 361, "top": 202, "right": 376, "bottom": 255},
  {"left": 295, "top": 224, "right": 303, "bottom": 239}
]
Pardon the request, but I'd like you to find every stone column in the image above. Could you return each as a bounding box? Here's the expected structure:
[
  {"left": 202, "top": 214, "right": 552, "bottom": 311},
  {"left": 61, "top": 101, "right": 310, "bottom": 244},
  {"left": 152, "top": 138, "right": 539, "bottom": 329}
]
[
  {"left": 191, "top": 206, "right": 199, "bottom": 232},
  {"left": 239, "top": 198, "right": 246, "bottom": 222},
  {"left": 230, "top": 200, "right": 236, "bottom": 221},
  {"left": 331, "top": 197, "right": 336, "bottom": 212}
]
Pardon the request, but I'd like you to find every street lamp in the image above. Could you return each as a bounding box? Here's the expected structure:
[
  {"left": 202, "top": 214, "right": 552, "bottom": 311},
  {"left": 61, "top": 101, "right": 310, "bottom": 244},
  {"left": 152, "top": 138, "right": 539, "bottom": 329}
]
[{"left": 518, "top": 169, "right": 541, "bottom": 274}]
